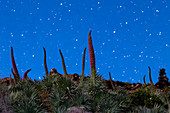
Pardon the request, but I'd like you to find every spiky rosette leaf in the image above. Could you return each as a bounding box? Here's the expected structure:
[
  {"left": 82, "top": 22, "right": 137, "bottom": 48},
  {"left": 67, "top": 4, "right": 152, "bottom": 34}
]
[
  {"left": 48, "top": 75, "right": 77, "bottom": 112},
  {"left": 8, "top": 79, "right": 46, "bottom": 113},
  {"left": 130, "top": 88, "right": 163, "bottom": 108},
  {"left": 43, "top": 47, "right": 48, "bottom": 76},
  {"left": 103, "top": 87, "right": 132, "bottom": 113},
  {"left": 136, "top": 104, "right": 166, "bottom": 113},
  {"left": 11, "top": 47, "right": 20, "bottom": 79}
]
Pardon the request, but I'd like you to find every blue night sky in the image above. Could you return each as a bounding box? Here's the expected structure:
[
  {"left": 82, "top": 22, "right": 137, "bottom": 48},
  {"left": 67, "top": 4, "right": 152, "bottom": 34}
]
[{"left": 0, "top": 0, "right": 169, "bottom": 83}]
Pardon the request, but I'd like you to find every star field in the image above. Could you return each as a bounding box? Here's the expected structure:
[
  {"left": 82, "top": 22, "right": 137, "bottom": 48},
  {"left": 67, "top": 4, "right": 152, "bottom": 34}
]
[{"left": 0, "top": 0, "right": 169, "bottom": 83}]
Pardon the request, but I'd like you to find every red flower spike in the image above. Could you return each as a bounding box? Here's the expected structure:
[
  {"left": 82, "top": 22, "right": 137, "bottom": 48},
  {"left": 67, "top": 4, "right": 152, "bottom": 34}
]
[
  {"left": 88, "top": 31, "right": 96, "bottom": 72},
  {"left": 43, "top": 47, "right": 48, "bottom": 76},
  {"left": 81, "top": 48, "right": 86, "bottom": 77},
  {"left": 88, "top": 31, "right": 96, "bottom": 79},
  {"left": 143, "top": 75, "right": 146, "bottom": 85},
  {"left": 23, "top": 69, "right": 31, "bottom": 80},
  {"left": 148, "top": 66, "right": 154, "bottom": 86},
  {"left": 59, "top": 49, "right": 68, "bottom": 77},
  {"left": 11, "top": 47, "right": 20, "bottom": 78}
]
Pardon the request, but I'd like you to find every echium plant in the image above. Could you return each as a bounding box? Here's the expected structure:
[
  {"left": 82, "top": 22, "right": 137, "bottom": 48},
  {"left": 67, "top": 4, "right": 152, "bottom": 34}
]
[
  {"left": 11, "top": 47, "right": 20, "bottom": 83},
  {"left": 148, "top": 66, "right": 154, "bottom": 86},
  {"left": 3, "top": 30, "right": 169, "bottom": 113},
  {"left": 79, "top": 48, "right": 87, "bottom": 87},
  {"left": 81, "top": 48, "right": 86, "bottom": 78},
  {"left": 59, "top": 49, "right": 69, "bottom": 78},
  {"left": 8, "top": 79, "right": 46, "bottom": 113},
  {"left": 88, "top": 30, "right": 96, "bottom": 85},
  {"left": 11, "top": 47, "right": 31, "bottom": 83},
  {"left": 43, "top": 47, "right": 49, "bottom": 76}
]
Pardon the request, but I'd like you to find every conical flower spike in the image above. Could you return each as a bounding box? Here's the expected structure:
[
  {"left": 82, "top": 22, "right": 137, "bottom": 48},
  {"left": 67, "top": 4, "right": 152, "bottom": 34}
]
[
  {"left": 81, "top": 48, "right": 86, "bottom": 77},
  {"left": 59, "top": 49, "right": 68, "bottom": 77},
  {"left": 43, "top": 47, "right": 48, "bottom": 76},
  {"left": 109, "top": 72, "right": 114, "bottom": 89},
  {"left": 88, "top": 30, "right": 96, "bottom": 84},
  {"left": 11, "top": 47, "right": 20, "bottom": 78},
  {"left": 148, "top": 66, "right": 154, "bottom": 86},
  {"left": 80, "top": 48, "right": 86, "bottom": 86},
  {"left": 23, "top": 69, "right": 31, "bottom": 80},
  {"left": 143, "top": 75, "right": 146, "bottom": 85}
]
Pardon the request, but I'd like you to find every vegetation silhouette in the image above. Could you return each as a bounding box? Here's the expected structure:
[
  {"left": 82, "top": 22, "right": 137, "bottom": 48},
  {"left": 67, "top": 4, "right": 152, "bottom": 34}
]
[{"left": 0, "top": 31, "right": 170, "bottom": 113}]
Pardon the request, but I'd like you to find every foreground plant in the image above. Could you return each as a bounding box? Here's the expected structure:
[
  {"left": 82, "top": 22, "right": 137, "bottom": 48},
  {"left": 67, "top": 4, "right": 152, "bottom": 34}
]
[
  {"left": 109, "top": 72, "right": 114, "bottom": 89},
  {"left": 43, "top": 47, "right": 49, "bottom": 76},
  {"left": 0, "top": 31, "right": 169, "bottom": 113},
  {"left": 11, "top": 47, "right": 32, "bottom": 83},
  {"left": 88, "top": 30, "right": 96, "bottom": 86},
  {"left": 130, "top": 88, "right": 163, "bottom": 108},
  {"left": 11, "top": 47, "right": 20, "bottom": 83},
  {"left": 8, "top": 79, "right": 46, "bottom": 113},
  {"left": 59, "top": 49, "right": 68, "bottom": 78},
  {"left": 148, "top": 66, "right": 154, "bottom": 86}
]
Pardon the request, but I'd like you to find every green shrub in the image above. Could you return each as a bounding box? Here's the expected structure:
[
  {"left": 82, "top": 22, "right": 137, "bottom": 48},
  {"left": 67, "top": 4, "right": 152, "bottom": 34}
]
[{"left": 130, "top": 88, "right": 163, "bottom": 108}]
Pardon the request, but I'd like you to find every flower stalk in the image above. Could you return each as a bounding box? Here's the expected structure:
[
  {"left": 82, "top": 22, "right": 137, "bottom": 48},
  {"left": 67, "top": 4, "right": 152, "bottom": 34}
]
[
  {"left": 11, "top": 47, "right": 20, "bottom": 78},
  {"left": 59, "top": 49, "right": 68, "bottom": 78},
  {"left": 23, "top": 69, "right": 31, "bottom": 80},
  {"left": 88, "top": 30, "right": 96, "bottom": 85},
  {"left": 148, "top": 66, "right": 154, "bottom": 86},
  {"left": 109, "top": 72, "right": 114, "bottom": 89},
  {"left": 81, "top": 48, "right": 86, "bottom": 78},
  {"left": 143, "top": 75, "right": 146, "bottom": 85},
  {"left": 43, "top": 47, "right": 48, "bottom": 76}
]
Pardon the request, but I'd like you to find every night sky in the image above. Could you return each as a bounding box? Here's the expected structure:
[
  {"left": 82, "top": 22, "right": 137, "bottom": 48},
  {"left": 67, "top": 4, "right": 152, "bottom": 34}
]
[{"left": 0, "top": 0, "right": 169, "bottom": 83}]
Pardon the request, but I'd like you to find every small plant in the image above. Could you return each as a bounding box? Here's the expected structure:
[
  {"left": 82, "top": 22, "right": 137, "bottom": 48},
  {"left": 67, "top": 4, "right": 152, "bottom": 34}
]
[
  {"left": 130, "top": 88, "right": 163, "bottom": 108},
  {"left": 8, "top": 79, "right": 46, "bottom": 113}
]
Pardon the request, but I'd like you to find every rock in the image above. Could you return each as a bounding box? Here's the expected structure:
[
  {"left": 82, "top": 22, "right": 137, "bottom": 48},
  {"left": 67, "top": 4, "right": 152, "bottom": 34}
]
[{"left": 66, "top": 106, "right": 92, "bottom": 113}]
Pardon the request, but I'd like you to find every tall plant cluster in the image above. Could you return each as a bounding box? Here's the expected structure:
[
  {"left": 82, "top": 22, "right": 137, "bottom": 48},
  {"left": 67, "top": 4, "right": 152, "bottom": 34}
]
[{"left": 0, "top": 31, "right": 170, "bottom": 113}]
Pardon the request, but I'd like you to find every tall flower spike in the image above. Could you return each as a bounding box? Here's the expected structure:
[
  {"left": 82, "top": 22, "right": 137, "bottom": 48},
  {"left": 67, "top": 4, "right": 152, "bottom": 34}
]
[
  {"left": 59, "top": 49, "right": 68, "bottom": 77},
  {"left": 80, "top": 48, "right": 86, "bottom": 86},
  {"left": 88, "top": 30, "right": 96, "bottom": 84},
  {"left": 148, "top": 66, "right": 154, "bottom": 86},
  {"left": 11, "top": 47, "right": 20, "bottom": 78},
  {"left": 109, "top": 72, "right": 114, "bottom": 89},
  {"left": 23, "top": 69, "right": 31, "bottom": 80},
  {"left": 143, "top": 75, "right": 146, "bottom": 85},
  {"left": 81, "top": 48, "right": 86, "bottom": 77},
  {"left": 43, "top": 47, "right": 48, "bottom": 76}
]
